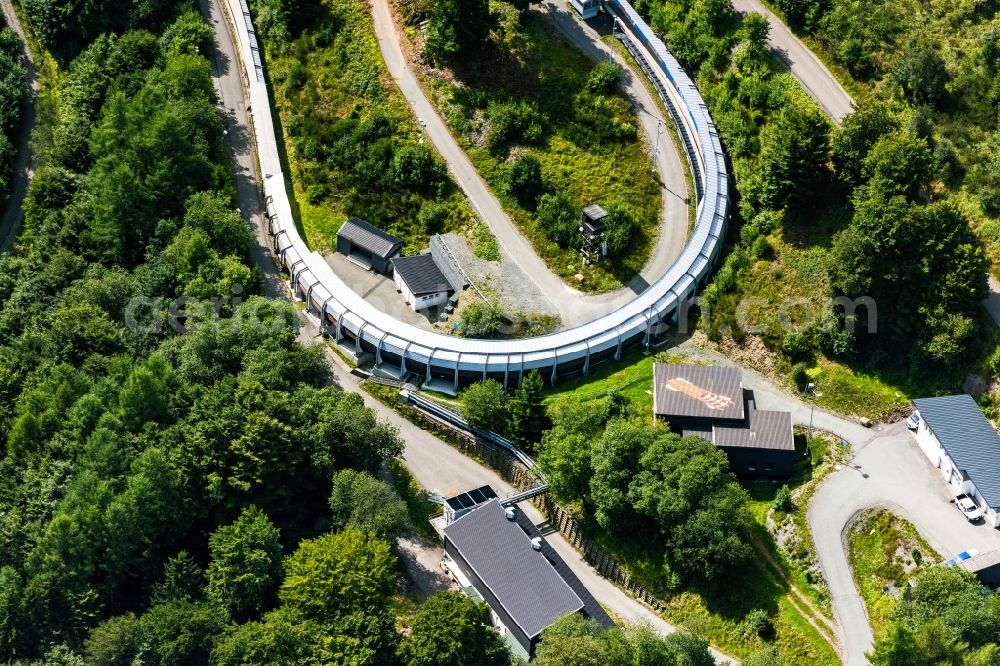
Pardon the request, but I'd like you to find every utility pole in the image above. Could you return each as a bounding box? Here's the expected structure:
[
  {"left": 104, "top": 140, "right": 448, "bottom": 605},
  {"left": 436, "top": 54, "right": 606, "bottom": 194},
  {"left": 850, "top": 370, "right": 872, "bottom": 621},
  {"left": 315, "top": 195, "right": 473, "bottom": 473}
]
[
  {"left": 653, "top": 118, "right": 663, "bottom": 173},
  {"left": 806, "top": 382, "right": 816, "bottom": 456}
]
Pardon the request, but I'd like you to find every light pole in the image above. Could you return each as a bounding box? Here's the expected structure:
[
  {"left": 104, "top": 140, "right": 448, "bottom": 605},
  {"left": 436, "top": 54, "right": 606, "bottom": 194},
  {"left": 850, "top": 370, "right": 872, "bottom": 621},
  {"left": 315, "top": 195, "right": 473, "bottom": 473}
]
[
  {"left": 610, "top": 18, "right": 619, "bottom": 63},
  {"left": 806, "top": 382, "right": 817, "bottom": 457},
  {"left": 653, "top": 118, "right": 663, "bottom": 173}
]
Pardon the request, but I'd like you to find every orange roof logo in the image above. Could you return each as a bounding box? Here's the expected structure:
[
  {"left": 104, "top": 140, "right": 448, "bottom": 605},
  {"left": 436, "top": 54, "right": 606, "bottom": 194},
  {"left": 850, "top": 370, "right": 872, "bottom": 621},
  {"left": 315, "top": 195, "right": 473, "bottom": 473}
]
[{"left": 663, "top": 377, "right": 735, "bottom": 411}]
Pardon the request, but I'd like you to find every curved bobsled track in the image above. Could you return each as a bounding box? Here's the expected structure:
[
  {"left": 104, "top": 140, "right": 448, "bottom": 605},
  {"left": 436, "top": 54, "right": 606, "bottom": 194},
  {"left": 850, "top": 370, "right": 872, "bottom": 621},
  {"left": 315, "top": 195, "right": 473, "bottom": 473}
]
[{"left": 220, "top": 0, "right": 729, "bottom": 392}]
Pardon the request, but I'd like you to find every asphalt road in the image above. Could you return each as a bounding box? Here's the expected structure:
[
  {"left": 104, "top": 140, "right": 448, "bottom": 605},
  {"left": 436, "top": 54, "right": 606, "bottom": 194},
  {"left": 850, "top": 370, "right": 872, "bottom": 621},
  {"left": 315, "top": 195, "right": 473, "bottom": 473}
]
[
  {"left": 729, "top": 0, "right": 853, "bottom": 124},
  {"left": 0, "top": 0, "right": 36, "bottom": 254},
  {"left": 204, "top": 2, "right": 734, "bottom": 662},
  {"left": 370, "top": 0, "right": 691, "bottom": 327},
  {"left": 809, "top": 425, "right": 1000, "bottom": 665}
]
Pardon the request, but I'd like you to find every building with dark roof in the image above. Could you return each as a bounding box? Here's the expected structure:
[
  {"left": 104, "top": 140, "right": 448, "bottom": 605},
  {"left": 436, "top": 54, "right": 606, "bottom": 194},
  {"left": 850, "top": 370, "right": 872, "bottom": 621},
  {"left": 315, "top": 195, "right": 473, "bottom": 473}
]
[
  {"left": 442, "top": 499, "right": 612, "bottom": 658},
  {"left": 391, "top": 253, "right": 455, "bottom": 312},
  {"left": 956, "top": 550, "right": 1000, "bottom": 588},
  {"left": 336, "top": 217, "right": 403, "bottom": 273},
  {"left": 654, "top": 363, "right": 794, "bottom": 478},
  {"left": 912, "top": 395, "right": 1000, "bottom": 527}
]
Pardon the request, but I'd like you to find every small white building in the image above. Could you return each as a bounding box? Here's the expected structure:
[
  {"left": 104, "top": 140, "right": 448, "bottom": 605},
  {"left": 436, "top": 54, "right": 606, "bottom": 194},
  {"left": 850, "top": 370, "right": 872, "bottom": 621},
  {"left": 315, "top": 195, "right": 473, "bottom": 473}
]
[
  {"left": 912, "top": 395, "right": 1000, "bottom": 528},
  {"left": 571, "top": 0, "right": 602, "bottom": 19},
  {"left": 391, "top": 254, "right": 454, "bottom": 312}
]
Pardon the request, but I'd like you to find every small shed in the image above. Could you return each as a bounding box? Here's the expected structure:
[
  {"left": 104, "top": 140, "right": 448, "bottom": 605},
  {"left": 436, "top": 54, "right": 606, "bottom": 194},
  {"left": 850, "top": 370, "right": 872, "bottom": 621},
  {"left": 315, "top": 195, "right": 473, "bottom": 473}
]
[
  {"left": 336, "top": 217, "right": 403, "bottom": 274},
  {"left": 391, "top": 254, "right": 455, "bottom": 312}
]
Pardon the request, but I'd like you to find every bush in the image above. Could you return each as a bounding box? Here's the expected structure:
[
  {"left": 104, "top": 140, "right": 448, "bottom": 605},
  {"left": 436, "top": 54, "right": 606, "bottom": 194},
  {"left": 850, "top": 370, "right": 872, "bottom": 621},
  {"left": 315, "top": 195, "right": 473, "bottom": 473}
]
[
  {"left": 503, "top": 154, "right": 544, "bottom": 208},
  {"left": 535, "top": 192, "right": 579, "bottom": 248},
  {"left": 816, "top": 310, "right": 856, "bottom": 359},
  {"left": 603, "top": 201, "right": 638, "bottom": 257},
  {"left": 485, "top": 100, "right": 545, "bottom": 150},
  {"left": 458, "top": 299, "right": 504, "bottom": 338},
  {"left": 585, "top": 61, "right": 623, "bottom": 95},
  {"left": 791, "top": 362, "right": 810, "bottom": 391},
  {"left": 772, "top": 484, "right": 794, "bottom": 513},
  {"left": 418, "top": 202, "right": 449, "bottom": 234},
  {"left": 737, "top": 609, "right": 775, "bottom": 641},
  {"left": 392, "top": 144, "right": 447, "bottom": 196},
  {"left": 781, "top": 330, "right": 812, "bottom": 361},
  {"left": 471, "top": 222, "right": 501, "bottom": 262}
]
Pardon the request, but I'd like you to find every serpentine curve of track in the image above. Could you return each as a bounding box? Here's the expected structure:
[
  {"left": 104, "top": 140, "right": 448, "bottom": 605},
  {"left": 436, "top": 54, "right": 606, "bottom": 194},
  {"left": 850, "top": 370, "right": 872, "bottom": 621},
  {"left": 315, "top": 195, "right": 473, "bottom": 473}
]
[{"left": 220, "top": 0, "right": 729, "bottom": 391}]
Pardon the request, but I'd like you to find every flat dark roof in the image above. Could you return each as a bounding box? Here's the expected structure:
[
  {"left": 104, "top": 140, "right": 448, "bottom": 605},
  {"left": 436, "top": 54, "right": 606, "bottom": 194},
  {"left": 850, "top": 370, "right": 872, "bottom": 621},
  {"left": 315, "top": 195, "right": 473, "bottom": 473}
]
[
  {"left": 714, "top": 409, "right": 794, "bottom": 451},
  {"left": 337, "top": 217, "right": 402, "bottom": 259},
  {"left": 653, "top": 363, "right": 744, "bottom": 421},
  {"left": 391, "top": 254, "right": 453, "bottom": 296},
  {"left": 914, "top": 395, "right": 1000, "bottom": 510},
  {"left": 444, "top": 499, "right": 584, "bottom": 639}
]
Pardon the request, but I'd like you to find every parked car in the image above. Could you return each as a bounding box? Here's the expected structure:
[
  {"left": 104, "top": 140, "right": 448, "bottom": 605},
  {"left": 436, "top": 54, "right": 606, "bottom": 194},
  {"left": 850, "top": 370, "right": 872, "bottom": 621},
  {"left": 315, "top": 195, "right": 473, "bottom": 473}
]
[
  {"left": 906, "top": 410, "right": 921, "bottom": 430},
  {"left": 955, "top": 493, "right": 983, "bottom": 522}
]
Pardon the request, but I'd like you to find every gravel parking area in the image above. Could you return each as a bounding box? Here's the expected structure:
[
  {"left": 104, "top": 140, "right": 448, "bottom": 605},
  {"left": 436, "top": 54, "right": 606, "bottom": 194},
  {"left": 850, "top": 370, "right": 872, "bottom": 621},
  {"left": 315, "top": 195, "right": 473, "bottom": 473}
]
[{"left": 441, "top": 233, "right": 560, "bottom": 322}]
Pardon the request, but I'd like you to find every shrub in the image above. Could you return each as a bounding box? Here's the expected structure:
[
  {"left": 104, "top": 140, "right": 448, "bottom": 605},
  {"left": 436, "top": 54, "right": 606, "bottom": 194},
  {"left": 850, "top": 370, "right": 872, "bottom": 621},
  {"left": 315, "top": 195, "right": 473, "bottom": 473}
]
[
  {"left": 603, "top": 201, "right": 637, "bottom": 257},
  {"left": 485, "top": 100, "right": 545, "bottom": 149},
  {"left": 458, "top": 299, "right": 504, "bottom": 338},
  {"left": 585, "top": 61, "right": 623, "bottom": 95},
  {"left": 535, "top": 192, "right": 579, "bottom": 248},
  {"left": 737, "top": 609, "right": 775, "bottom": 641},
  {"left": 503, "top": 154, "right": 544, "bottom": 208},
  {"left": 471, "top": 222, "right": 500, "bottom": 262},
  {"left": 772, "top": 484, "right": 794, "bottom": 513},
  {"left": 418, "top": 202, "right": 449, "bottom": 234},
  {"left": 392, "top": 144, "right": 447, "bottom": 196},
  {"left": 790, "top": 362, "right": 810, "bottom": 390},
  {"left": 781, "top": 330, "right": 812, "bottom": 361}
]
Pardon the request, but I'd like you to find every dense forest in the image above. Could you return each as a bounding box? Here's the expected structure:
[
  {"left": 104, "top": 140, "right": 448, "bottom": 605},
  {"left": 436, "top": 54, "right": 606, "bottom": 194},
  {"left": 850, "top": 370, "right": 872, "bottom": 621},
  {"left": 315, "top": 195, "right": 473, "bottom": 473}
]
[
  {"left": 0, "top": 2, "right": 489, "bottom": 663},
  {"left": 0, "top": 1, "right": 722, "bottom": 664},
  {"left": 0, "top": 17, "right": 25, "bottom": 208},
  {"left": 625, "top": 0, "right": 995, "bottom": 397}
]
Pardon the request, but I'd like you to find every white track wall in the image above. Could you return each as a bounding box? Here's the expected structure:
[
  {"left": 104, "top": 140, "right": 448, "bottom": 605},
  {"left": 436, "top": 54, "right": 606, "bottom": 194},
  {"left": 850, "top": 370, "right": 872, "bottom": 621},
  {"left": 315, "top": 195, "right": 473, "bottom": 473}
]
[{"left": 220, "top": 0, "right": 730, "bottom": 390}]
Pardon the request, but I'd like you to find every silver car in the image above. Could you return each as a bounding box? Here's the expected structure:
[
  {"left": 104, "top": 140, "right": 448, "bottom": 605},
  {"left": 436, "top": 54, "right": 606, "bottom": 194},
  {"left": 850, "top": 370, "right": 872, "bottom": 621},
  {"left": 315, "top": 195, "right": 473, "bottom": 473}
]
[{"left": 906, "top": 411, "right": 921, "bottom": 430}]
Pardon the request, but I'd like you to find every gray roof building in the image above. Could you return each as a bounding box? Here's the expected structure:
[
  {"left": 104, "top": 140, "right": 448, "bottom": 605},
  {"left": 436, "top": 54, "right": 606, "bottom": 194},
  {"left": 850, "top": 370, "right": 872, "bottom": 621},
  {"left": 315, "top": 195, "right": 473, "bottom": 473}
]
[
  {"left": 653, "top": 363, "right": 745, "bottom": 422},
  {"left": 336, "top": 217, "right": 403, "bottom": 273},
  {"left": 913, "top": 394, "right": 1000, "bottom": 510},
  {"left": 443, "top": 499, "right": 584, "bottom": 652},
  {"left": 715, "top": 409, "right": 795, "bottom": 451},
  {"left": 391, "top": 254, "right": 454, "bottom": 296}
]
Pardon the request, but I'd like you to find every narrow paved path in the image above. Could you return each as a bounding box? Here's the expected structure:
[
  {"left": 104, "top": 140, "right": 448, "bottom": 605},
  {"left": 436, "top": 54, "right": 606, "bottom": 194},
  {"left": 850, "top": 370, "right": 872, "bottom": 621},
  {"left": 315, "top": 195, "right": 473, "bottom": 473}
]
[
  {"left": 371, "top": 0, "right": 691, "bottom": 327},
  {"left": 0, "top": 0, "right": 36, "bottom": 253},
  {"left": 729, "top": 0, "right": 853, "bottom": 124},
  {"left": 204, "top": 2, "right": 733, "bottom": 662}
]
